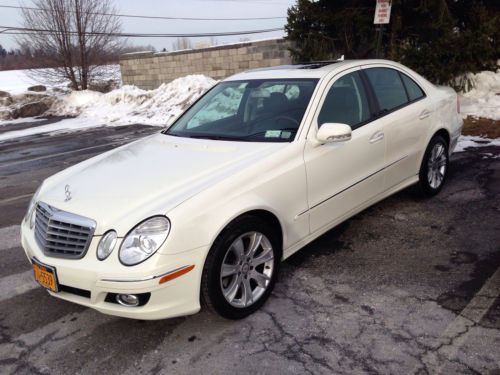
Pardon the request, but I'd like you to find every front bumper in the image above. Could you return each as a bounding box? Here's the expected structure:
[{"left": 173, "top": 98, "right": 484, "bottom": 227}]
[{"left": 21, "top": 221, "right": 207, "bottom": 320}]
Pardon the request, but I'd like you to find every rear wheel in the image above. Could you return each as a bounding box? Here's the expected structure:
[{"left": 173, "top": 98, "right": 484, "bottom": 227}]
[
  {"left": 417, "top": 135, "right": 449, "bottom": 196},
  {"left": 201, "top": 215, "right": 280, "bottom": 319}
]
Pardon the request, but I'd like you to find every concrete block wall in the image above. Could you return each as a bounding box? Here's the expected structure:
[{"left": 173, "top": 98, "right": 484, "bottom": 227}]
[{"left": 119, "top": 38, "right": 292, "bottom": 90}]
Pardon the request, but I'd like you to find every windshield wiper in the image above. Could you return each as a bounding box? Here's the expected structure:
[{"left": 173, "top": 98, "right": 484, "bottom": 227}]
[
  {"left": 187, "top": 134, "right": 243, "bottom": 141},
  {"left": 164, "top": 128, "right": 297, "bottom": 142}
]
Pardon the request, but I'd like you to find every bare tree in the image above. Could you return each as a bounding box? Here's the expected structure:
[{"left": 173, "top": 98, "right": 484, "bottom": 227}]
[{"left": 18, "top": 0, "right": 122, "bottom": 90}]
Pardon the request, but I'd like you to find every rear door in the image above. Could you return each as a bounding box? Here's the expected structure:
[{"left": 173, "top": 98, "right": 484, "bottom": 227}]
[
  {"left": 303, "top": 68, "right": 386, "bottom": 233},
  {"left": 362, "top": 66, "right": 430, "bottom": 189}
]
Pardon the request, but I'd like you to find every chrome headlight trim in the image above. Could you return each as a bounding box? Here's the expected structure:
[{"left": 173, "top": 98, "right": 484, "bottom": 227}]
[{"left": 119, "top": 216, "right": 171, "bottom": 266}]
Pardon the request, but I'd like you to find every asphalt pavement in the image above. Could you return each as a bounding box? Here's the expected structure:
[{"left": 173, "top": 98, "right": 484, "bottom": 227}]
[{"left": 0, "top": 120, "right": 499, "bottom": 375}]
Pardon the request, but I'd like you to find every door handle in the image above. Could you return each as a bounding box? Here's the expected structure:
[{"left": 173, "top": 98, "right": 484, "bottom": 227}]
[
  {"left": 369, "top": 131, "right": 384, "bottom": 144},
  {"left": 419, "top": 110, "right": 431, "bottom": 120}
]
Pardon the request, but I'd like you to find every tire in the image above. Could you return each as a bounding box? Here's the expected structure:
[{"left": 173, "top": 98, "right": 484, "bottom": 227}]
[
  {"left": 201, "top": 215, "right": 281, "bottom": 320},
  {"left": 416, "top": 135, "right": 449, "bottom": 196}
]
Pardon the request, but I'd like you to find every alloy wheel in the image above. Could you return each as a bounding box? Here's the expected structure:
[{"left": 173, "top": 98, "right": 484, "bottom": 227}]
[
  {"left": 427, "top": 143, "right": 447, "bottom": 189},
  {"left": 220, "top": 231, "right": 275, "bottom": 308}
]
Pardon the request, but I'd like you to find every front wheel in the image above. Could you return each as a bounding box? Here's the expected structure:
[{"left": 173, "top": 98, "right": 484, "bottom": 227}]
[
  {"left": 417, "top": 135, "right": 449, "bottom": 196},
  {"left": 201, "top": 216, "right": 281, "bottom": 320}
]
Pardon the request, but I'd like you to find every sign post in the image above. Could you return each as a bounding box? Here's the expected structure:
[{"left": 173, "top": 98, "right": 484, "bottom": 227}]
[{"left": 374, "top": 0, "right": 392, "bottom": 58}]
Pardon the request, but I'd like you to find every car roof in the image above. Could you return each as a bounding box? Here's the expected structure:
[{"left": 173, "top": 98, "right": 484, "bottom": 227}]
[{"left": 224, "top": 59, "right": 403, "bottom": 81}]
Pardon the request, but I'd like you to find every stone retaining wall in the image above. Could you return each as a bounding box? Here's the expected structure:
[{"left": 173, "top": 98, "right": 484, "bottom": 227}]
[{"left": 119, "top": 38, "right": 292, "bottom": 90}]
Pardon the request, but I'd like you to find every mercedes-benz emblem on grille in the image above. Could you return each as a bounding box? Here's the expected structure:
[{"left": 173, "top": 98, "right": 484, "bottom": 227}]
[{"left": 65, "top": 184, "right": 72, "bottom": 201}]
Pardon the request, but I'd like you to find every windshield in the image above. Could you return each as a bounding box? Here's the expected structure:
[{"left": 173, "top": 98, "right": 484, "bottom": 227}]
[{"left": 164, "top": 79, "right": 318, "bottom": 142}]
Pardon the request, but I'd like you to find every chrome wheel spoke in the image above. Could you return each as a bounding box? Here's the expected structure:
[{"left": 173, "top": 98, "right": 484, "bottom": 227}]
[
  {"left": 431, "top": 146, "right": 438, "bottom": 160},
  {"left": 251, "top": 270, "right": 270, "bottom": 288},
  {"left": 231, "top": 238, "right": 245, "bottom": 261},
  {"left": 247, "top": 232, "right": 263, "bottom": 258},
  {"left": 436, "top": 144, "right": 444, "bottom": 158},
  {"left": 427, "top": 169, "right": 433, "bottom": 183},
  {"left": 221, "top": 263, "right": 239, "bottom": 277},
  {"left": 253, "top": 247, "right": 274, "bottom": 266},
  {"left": 242, "top": 278, "right": 253, "bottom": 306},
  {"left": 224, "top": 275, "right": 241, "bottom": 302}
]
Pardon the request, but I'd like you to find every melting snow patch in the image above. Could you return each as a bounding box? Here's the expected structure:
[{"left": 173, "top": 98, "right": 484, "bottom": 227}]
[
  {"left": 0, "top": 117, "right": 106, "bottom": 142},
  {"left": 454, "top": 135, "right": 500, "bottom": 153}
]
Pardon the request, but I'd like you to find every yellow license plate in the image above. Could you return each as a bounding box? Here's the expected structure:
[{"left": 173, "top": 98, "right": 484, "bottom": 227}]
[{"left": 32, "top": 260, "right": 58, "bottom": 292}]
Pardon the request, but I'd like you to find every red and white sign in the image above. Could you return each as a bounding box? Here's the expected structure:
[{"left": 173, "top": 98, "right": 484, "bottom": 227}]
[{"left": 374, "top": 0, "right": 392, "bottom": 24}]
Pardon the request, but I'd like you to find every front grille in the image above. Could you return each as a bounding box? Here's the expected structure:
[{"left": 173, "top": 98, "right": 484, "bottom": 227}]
[{"left": 34, "top": 202, "right": 96, "bottom": 259}]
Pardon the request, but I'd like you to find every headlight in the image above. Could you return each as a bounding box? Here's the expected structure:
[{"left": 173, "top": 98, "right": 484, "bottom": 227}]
[
  {"left": 119, "top": 216, "right": 170, "bottom": 266},
  {"left": 25, "top": 186, "right": 41, "bottom": 229},
  {"left": 97, "top": 230, "right": 117, "bottom": 260}
]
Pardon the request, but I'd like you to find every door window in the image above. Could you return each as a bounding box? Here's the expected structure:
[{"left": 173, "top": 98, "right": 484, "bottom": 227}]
[
  {"left": 364, "top": 68, "right": 408, "bottom": 112},
  {"left": 318, "top": 72, "right": 370, "bottom": 128}
]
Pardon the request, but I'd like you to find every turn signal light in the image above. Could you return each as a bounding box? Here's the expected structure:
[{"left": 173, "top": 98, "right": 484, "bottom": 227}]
[{"left": 159, "top": 265, "right": 195, "bottom": 284}]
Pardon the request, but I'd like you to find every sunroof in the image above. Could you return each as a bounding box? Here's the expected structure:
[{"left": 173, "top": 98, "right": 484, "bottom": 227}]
[
  {"left": 244, "top": 60, "right": 342, "bottom": 73},
  {"left": 296, "top": 61, "right": 343, "bottom": 69}
]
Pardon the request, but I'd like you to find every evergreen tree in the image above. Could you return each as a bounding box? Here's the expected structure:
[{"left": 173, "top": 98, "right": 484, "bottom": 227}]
[
  {"left": 285, "top": 0, "right": 375, "bottom": 61},
  {"left": 285, "top": 0, "right": 499, "bottom": 89}
]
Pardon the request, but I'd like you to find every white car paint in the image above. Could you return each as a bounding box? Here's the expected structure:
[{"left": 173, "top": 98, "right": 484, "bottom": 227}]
[{"left": 20, "top": 60, "right": 463, "bottom": 319}]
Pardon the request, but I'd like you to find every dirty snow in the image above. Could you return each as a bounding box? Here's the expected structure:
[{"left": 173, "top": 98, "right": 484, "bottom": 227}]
[
  {"left": 46, "top": 75, "right": 216, "bottom": 126},
  {"left": 459, "top": 70, "right": 500, "bottom": 120},
  {"left": 454, "top": 135, "right": 500, "bottom": 153}
]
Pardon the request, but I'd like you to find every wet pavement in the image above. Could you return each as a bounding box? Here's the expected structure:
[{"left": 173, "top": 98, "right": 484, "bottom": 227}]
[{"left": 0, "top": 121, "right": 499, "bottom": 374}]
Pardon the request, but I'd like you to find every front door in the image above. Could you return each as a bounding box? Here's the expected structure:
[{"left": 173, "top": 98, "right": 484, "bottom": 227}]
[{"left": 304, "top": 69, "right": 386, "bottom": 233}]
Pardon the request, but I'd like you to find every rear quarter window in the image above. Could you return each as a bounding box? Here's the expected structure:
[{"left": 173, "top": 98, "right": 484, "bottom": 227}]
[{"left": 400, "top": 73, "right": 425, "bottom": 102}]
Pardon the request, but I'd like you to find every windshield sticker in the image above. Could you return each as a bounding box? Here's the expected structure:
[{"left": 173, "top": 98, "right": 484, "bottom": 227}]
[
  {"left": 265, "top": 130, "right": 282, "bottom": 138},
  {"left": 281, "top": 131, "right": 292, "bottom": 139}
]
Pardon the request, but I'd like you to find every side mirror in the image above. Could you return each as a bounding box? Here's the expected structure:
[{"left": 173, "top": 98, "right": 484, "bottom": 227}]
[{"left": 315, "top": 123, "right": 352, "bottom": 144}]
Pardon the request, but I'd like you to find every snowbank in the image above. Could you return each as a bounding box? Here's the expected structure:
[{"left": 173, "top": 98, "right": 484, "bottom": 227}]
[
  {"left": 459, "top": 70, "right": 500, "bottom": 120},
  {"left": 47, "top": 75, "right": 216, "bottom": 126},
  {"left": 0, "top": 65, "right": 121, "bottom": 95}
]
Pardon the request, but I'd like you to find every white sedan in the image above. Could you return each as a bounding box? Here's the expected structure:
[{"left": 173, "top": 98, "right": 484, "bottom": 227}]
[{"left": 21, "top": 59, "right": 462, "bottom": 320}]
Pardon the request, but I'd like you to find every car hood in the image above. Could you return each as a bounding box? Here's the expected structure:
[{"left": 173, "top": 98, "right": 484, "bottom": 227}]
[{"left": 39, "top": 133, "right": 286, "bottom": 235}]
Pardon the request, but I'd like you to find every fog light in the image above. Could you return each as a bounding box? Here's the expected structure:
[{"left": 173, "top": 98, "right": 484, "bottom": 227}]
[{"left": 116, "top": 294, "right": 139, "bottom": 307}]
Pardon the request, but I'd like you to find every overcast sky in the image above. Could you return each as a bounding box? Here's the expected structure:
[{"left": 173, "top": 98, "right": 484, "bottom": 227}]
[{"left": 0, "top": 0, "right": 295, "bottom": 51}]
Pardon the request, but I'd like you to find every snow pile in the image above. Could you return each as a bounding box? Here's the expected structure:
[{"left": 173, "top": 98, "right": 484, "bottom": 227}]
[
  {"left": 0, "top": 65, "right": 121, "bottom": 94},
  {"left": 455, "top": 135, "right": 500, "bottom": 152},
  {"left": 47, "top": 75, "right": 216, "bottom": 126},
  {"left": 0, "top": 70, "right": 43, "bottom": 95},
  {"left": 459, "top": 70, "right": 500, "bottom": 120}
]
